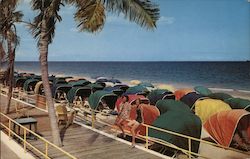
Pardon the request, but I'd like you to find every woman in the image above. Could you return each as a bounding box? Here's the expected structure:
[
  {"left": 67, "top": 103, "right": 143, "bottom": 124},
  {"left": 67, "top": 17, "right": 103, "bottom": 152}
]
[
  {"left": 128, "top": 98, "right": 144, "bottom": 148},
  {"left": 116, "top": 95, "right": 131, "bottom": 137}
]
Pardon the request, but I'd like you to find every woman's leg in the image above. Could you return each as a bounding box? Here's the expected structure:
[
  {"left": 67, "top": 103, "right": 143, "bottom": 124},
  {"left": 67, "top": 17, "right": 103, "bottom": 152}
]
[
  {"left": 131, "top": 121, "right": 139, "bottom": 147},
  {"left": 116, "top": 118, "right": 125, "bottom": 135}
]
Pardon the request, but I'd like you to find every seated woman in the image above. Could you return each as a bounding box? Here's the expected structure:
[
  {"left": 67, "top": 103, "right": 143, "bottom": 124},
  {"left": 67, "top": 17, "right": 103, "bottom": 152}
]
[
  {"left": 127, "top": 98, "right": 144, "bottom": 148},
  {"left": 232, "top": 116, "right": 250, "bottom": 151}
]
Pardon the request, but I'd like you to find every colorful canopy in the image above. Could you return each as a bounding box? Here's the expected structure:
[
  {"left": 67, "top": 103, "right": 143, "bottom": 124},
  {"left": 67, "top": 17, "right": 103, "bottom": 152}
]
[
  {"left": 180, "top": 92, "right": 205, "bottom": 108},
  {"left": 14, "top": 77, "right": 29, "bottom": 88},
  {"left": 149, "top": 111, "right": 202, "bottom": 153},
  {"left": 204, "top": 109, "right": 250, "bottom": 147},
  {"left": 103, "top": 87, "right": 124, "bottom": 96},
  {"left": 88, "top": 90, "right": 118, "bottom": 110},
  {"left": 68, "top": 79, "right": 91, "bottom": 87},
  {"left": 124, "top": 85, "right": 149, "bottom": 95},
  {"left": 52, "top": 84, "right": 72, "bottom": 98},
  {"left": 86, "top": 83, "right": 104, "bottom": 92},
  {"left": 130, "top": 80, "right": 141, "bottom": 85},
  {"left": 115, "top": 94, "right": 149, "bottom": 112},
  {"left": 174, "top": 89, "right": 194, "bottom": 100},
  {"left": 67, "top": 86, "right": 92, "bottom": 103},
  {"left": 194, "top": 99, "right": 231, "bottom": 123},
  {"left": 156, "top": 99, "right": 191, "bottom": 114},
  {"left": 148, "top": 89, "right": 175, "bottom": 105},
  {"left": 225, "top": 98, "right": 250, "bottom": 111},
  {"left": 23, "top": 79, "right": 39, "bottom": 92},
  {"left": 194, "top": 86, "right": 212, "bottom": 96},
  {"left": 156, "top": 84, "right": 175, "bottom": 92},
  {"left": 138, "top": 82, "right": 154, "bottom": 88},
  {"left": 34, "top": 81, "right": 52, "bottom": 95},
  {"left": 208, "top": 92, "right": 232, "bottom": 101}
]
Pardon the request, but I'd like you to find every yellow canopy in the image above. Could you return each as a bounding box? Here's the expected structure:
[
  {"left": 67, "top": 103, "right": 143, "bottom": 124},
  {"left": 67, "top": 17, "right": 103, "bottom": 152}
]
[
  {"left": 130, "top": 80, "right": 141, "bottom": 85},
  {"left": 195, "top": 99, "right": 231, "bottom": 123},
  {"left": 156, "top": 84, "right": 175, "bottom": 92}
]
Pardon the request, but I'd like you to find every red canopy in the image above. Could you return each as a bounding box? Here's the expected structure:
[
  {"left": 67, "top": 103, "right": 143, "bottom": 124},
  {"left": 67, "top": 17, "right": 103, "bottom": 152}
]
[
  {"left": 204, "top": 109, "right": 250, "bottom": 147},
  {"left": 174, "top": 89, "right": 194, "bottom": 100}
]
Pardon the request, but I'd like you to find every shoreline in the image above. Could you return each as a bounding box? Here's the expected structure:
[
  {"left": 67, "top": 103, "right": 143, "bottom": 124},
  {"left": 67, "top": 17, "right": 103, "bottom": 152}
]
[{"left": 15, "top": 68, "right": 250, "bottom": 93}]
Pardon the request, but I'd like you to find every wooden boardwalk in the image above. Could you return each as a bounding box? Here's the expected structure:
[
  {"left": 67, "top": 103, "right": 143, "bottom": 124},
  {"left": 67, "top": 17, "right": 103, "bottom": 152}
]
[{"left": 0, "top": 94, "right": 163, "bottom": 159}]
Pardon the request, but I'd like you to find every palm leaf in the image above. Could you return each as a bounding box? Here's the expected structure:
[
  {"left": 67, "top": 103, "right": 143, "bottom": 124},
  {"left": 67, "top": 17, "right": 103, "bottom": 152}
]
[
  {"left": 104, "top": 0, "right": 159, "bottom": 29},
  {"left": 73, "top": 0, "right": 106, "bottom": 32},
  {"left": 30, "top": 0, "right": 63, "bottom": 46}
]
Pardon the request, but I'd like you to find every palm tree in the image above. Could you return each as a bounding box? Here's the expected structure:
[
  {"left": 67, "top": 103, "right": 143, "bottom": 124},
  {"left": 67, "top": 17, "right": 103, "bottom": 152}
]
[
  {"left": 29, "top": 0, "right": 159, "bottom": 146},
  {"left": 0, "top": 0, "right": 23, "bottom": 114}
]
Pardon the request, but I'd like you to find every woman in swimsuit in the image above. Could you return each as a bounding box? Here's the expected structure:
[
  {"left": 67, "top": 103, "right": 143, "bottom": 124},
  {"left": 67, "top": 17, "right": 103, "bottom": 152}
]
[{"left": 128, "top": 98, "right": 144, "bottom": 148}]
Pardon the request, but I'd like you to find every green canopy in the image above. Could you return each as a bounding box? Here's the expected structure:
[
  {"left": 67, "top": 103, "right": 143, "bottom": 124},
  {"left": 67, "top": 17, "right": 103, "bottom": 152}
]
[
  {"left": 225, "top": 98, "right": 250, "bottom": 111},
  {"left": 14, "top": 76, "right": 29, "bottom": 88},
  {"left": 138, "top": 82, "right": 154, "bottom": 88},
  {"left": 88, "top": 90, "right": 117, "bottom": 110},
  {"left": 148, "top": 89, "right": 175, "bottom": 105},
  {"left": 86, "top": 83, "right": 104, "bottom": 92},
  {"left": 68, "top": 80, "right": 91, "bottom": 87},
  {"left": 208, "top": 93, "right": 232, "bottom": 101},
  {"left": 149, "top": 111, "right": 202, "bottom": 153},
  {"left": 156, "top": 99, "right": 191, "bottom": 114},
  {"left": 67, "top": 86, "right": 92, "bottom": 103},
  {"left": 23, "top": 79, "right": 39, "bottom": 92},
  {"left": 194, "top": 86, "right": 212, "bottom": 96},
  {"left": 125, "top": 85, "right": 149, "bottom": 95}
]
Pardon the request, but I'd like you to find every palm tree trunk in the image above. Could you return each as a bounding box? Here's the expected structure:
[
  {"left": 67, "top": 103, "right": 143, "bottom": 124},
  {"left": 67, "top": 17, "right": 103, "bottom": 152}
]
[
  {"left": 4, "top": 31, "right": 14, "bottom": 114},
  {"left": 39, "top": 19, "right": 62, "bottom": 147}
]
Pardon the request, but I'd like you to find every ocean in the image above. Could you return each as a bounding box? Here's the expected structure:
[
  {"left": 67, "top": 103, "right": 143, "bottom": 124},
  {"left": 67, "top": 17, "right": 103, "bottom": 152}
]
[{"left": 14, "top": 61, "right": 250, "bottom": 91}]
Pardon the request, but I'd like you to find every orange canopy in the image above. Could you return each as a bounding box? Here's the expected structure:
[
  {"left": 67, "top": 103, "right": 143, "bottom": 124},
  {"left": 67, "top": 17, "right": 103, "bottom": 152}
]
[
  {"left": 204, "top": 109, "right": 250, "bottom": 147},
  {"left": 174, "top": 89, "right": 194, "bottom": 100}
]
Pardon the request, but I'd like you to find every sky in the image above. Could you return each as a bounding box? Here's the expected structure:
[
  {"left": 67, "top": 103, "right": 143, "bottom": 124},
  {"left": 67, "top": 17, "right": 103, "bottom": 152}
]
[{"left": 15, "top": 0, "right": 250, "bottom": 61}]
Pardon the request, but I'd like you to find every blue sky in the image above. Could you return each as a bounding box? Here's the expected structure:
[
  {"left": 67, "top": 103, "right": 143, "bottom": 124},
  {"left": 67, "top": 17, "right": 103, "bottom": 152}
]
[{"left": 16, "top": 0, "right": 250, "bottom": 61}]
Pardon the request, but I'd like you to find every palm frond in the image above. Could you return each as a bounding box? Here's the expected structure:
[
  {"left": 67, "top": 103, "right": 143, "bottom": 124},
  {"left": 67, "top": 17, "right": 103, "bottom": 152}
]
[
  {"left": 30, "top": 0, "right": 63, "bottom": 46},
  {"left": 73, "top": 0, "right": 106, "bottom": 33},
  {"left": 103, "top": 0, "right": 160, "bottom": 29}
]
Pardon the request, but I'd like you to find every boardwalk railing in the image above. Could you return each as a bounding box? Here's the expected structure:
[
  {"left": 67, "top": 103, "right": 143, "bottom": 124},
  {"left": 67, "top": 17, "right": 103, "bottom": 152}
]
[{"left": 0, "top": 112, "right": 77, "bottom": 159}]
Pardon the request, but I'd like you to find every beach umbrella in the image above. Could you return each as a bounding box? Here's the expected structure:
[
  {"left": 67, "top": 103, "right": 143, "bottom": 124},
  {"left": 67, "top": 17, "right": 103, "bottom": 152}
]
[
  {"left": 124, "top": 85, "right": 149, "bottom": 95},
  {"left": 194, "top": 86, "right": 212, "bottom": 96},
  {"left": 174, "top": 88, "right": 194, "bottom": 100},
  {"left": 156, "top": 84, "right": 175, "bottom": 92},
  {"left": 103, "top": 87, "right": 124, "bottom": 96},
  {"left": 66, "top": 86, "right": 92, "bottom": 103},
  {"left": 23, "top": 79, "right": 39, "bottom": 92},
  {"left": 149, "top": 110, "right": 202, "bottom": 154},
  {"left": 109, "top": 78, "right": 121, "bottom": 84},
  {"left": 88, "top": 90, "right": 118, "bottom": 110},
  {"left": 52, "top": 84, "right": 72, "bottom": 98},
  {"left": 208, "top": 92, "right": 232, "bottom": 101},
  {"left": 225, "top": 98, "right": 250, "bottom": 111},
  {"left": 148, "top": 89, "right": 175, "bottom": 105},
  {"left": 68, "top": 79, "right": 91, "bottom": 87},
  {"left": 156, "top": 99, "right": 191, "bottom": 114},
  {"left": 87, "top": 83, "right": 104, "bottom": 92},
  {"left": 194, "top": 98, "right": 231, "bottom": 123},
  {"left": 130, "top": 80, "right": 141, "bottom": 85},
  {"left": 138, "top": 82, "right": 154, "bottom": 88},
  {"left": 204, "top": 109, "right": 250, "bottom": 147},
  {"left": 180, "top": 92, "right": 206, "bottom": 108},
  {"left": 34, "top": 81, "right": 52, "bottom": 95}
]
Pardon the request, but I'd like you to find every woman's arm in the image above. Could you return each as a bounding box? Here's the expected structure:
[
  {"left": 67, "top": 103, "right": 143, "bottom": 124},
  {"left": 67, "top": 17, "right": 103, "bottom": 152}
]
[{"left": 141, "top": 106, "right": 144, "bottom": 123}]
